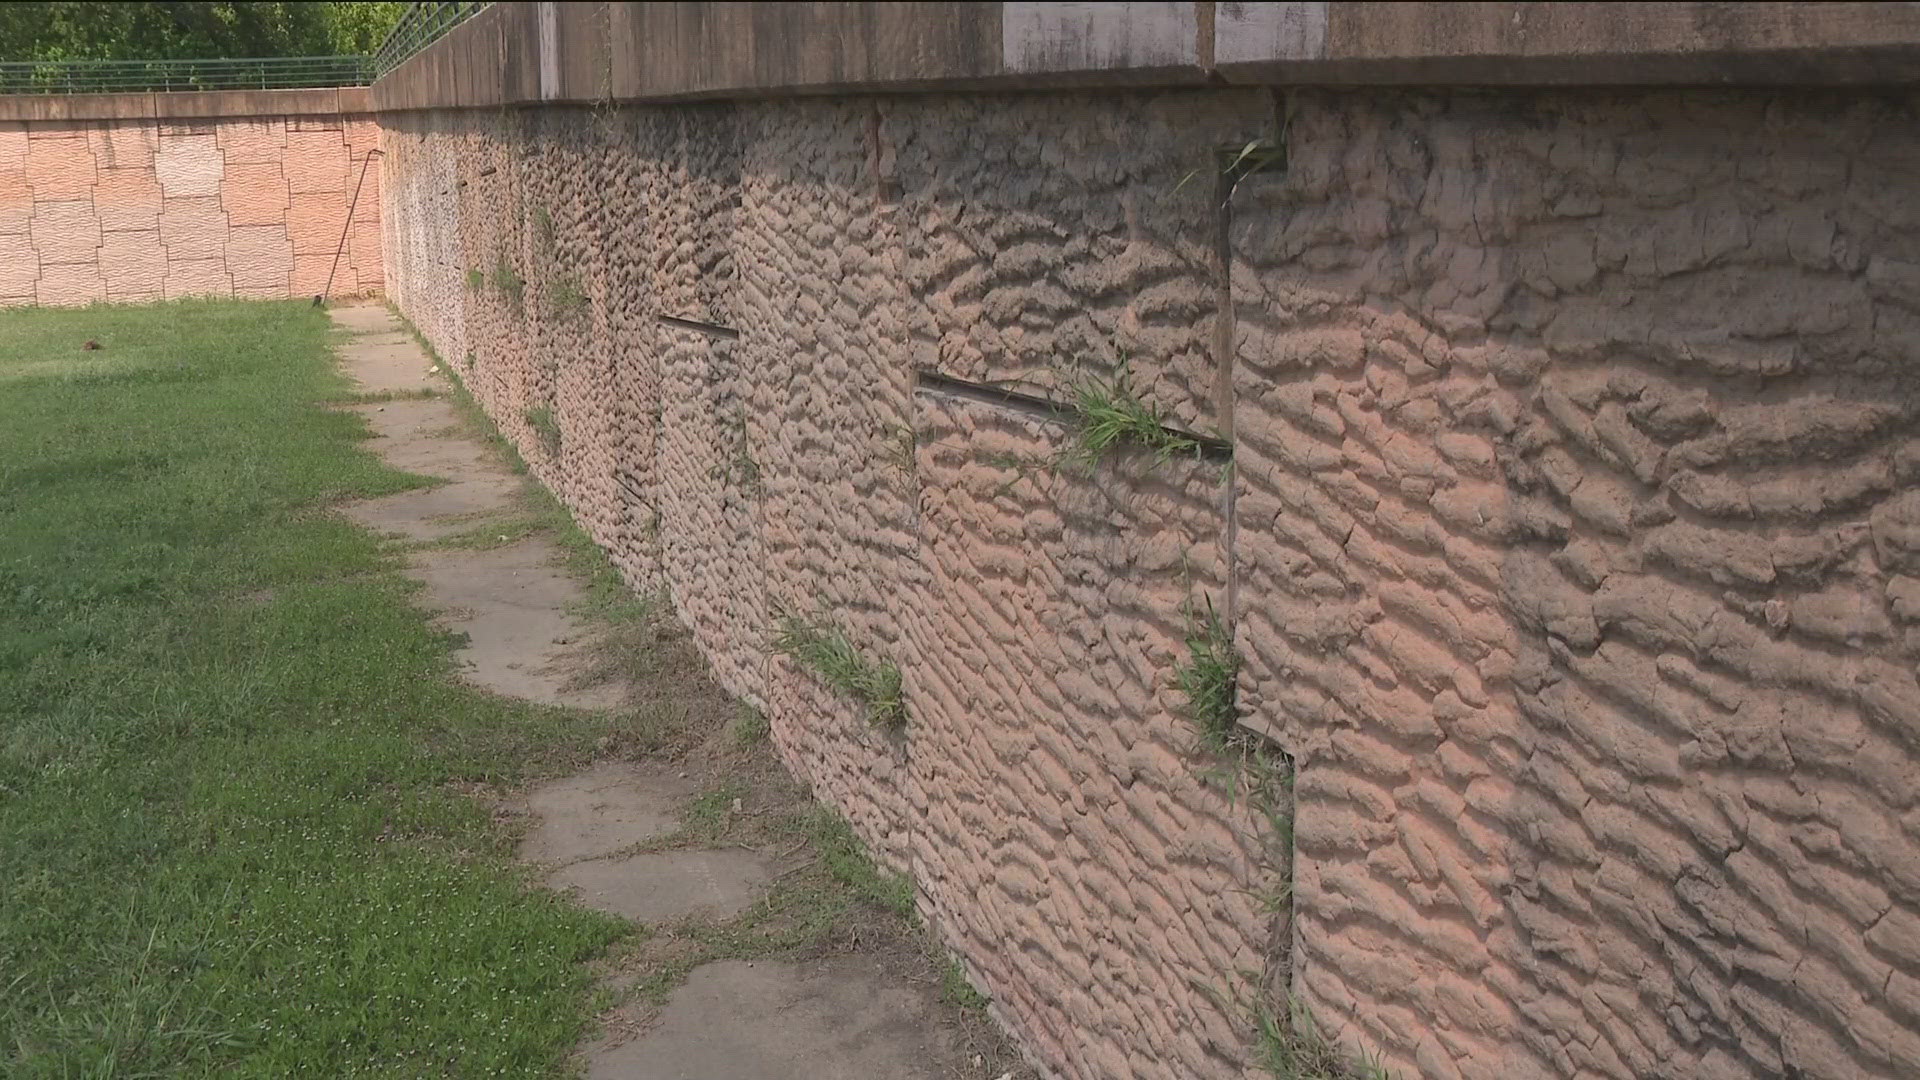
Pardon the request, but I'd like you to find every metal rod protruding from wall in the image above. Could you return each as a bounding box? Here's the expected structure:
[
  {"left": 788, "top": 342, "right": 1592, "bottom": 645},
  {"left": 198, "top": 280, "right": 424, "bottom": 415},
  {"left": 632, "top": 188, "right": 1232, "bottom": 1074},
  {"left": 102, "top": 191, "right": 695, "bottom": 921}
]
[{"left": 318, "top": 148, "right": 385, "bottom": 306}]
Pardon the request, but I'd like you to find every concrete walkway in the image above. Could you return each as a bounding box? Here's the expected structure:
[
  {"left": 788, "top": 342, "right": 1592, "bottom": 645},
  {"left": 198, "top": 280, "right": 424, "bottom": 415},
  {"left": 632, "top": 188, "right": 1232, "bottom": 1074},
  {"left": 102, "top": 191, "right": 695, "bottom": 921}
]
[{"left": 329, "top": 304, "right": 1011, "bottom": 1080}]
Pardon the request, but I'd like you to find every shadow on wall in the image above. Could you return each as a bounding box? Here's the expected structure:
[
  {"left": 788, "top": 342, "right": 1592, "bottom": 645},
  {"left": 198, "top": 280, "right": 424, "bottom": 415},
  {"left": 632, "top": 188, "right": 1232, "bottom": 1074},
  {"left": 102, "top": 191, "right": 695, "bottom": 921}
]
[
  {"left": 1233, "top": 87, "right": 1920, "bottom": 1080},
  {"left": 385, "top": 82, "right": 1920, "bottom": 1080},
  {"left": 380, "top": 87, "right": 1298, "bottom": 1080}
]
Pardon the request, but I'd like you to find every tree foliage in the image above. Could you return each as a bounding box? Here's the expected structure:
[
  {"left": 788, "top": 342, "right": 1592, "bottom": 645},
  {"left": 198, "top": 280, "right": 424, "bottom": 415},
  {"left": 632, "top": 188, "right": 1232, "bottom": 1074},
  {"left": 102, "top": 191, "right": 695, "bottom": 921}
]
[{"left": 0, "top": 2, "right": 406, "bottom": 61}]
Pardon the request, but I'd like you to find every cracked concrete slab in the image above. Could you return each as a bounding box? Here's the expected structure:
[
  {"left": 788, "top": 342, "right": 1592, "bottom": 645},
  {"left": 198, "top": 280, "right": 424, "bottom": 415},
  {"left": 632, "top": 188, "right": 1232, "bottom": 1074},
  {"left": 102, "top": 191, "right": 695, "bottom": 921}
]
[{"left": 339, "top": 397, "right": 522, "bottom": 542}]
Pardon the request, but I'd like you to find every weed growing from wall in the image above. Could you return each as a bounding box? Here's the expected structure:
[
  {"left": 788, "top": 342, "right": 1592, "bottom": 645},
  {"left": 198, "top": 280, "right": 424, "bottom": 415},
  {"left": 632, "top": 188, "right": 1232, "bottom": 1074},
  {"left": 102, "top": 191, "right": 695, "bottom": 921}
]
[
  {"left": 531, "top": 205, "right": 555, "bottom": 250},
  {"left": 708, "top": 411, "right": 760, "bottom": 494},
  {"left": 1063, "top": 370, "right": 1204, "bottom": 472},
  {"left": 1174, "top": 599, "right": 1384, "bottom": 1077},
  {"left": 548, "top": 274, "right": 587, "bottom": 316},
  {"left": 523, "top": 404, "right": 561, "bottom": 457},
  {"left": 880, "top": 421, "right": 916, "bottom": 478},
  {"left": 1177, "top": 138, "right": 1289, "bottom": 205},
  {"left": 772, "top": 613, "right": 906, "bottom": 731},
  {"left": 491, "top": 257, "right": 525, "bottom": 304},
  {"left": 731, "top": 707, "right": 770, "bottom": 745},
  {"left": 940, "top": 956, "right": 990, "bottom": 1011},
  {"left": 1176, "top": 598, "right": 1241, "bottom": 757},
  {"left": 1254, "top": 998, "right": 1393, "bottom": 1080}
]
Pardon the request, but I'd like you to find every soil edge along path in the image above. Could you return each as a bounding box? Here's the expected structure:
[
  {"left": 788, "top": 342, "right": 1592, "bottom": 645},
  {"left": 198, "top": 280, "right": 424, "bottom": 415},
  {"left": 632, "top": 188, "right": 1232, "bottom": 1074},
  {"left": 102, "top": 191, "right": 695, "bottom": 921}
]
[{"left": 330, "top": 303, "right": 1030, "bottom": 1080}]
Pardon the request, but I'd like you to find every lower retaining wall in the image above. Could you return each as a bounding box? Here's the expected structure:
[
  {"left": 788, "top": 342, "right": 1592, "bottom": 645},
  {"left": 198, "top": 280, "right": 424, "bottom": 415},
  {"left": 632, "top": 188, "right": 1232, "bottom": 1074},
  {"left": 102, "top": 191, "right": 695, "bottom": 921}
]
[
  {"left": 380, "top": 87, "right": 1920, "bottom": 1080},
  {"left": 0, "top": 103, "right": 382, "bottom": 306}
]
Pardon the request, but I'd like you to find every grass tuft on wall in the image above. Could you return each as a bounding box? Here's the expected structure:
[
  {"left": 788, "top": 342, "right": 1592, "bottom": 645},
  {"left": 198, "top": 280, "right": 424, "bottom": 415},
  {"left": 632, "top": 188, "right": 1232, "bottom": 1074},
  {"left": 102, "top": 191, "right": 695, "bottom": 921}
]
[{"left": 771, "top": 614, "right": 906, "bottom": 730}]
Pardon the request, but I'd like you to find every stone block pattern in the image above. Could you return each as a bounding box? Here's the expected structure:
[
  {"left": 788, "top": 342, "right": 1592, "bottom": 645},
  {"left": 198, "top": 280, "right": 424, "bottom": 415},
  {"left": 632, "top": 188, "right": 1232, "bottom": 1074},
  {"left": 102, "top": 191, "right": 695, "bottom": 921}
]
[
  {"left": 380, "top": 87, "right": 1920, "bottom": 1080},
  {"left": 0, "top": 115, "right": 381, "bottom": 307},
  {"left": 1232, "top": 89, "right": 1920, "bottom": 1079}
]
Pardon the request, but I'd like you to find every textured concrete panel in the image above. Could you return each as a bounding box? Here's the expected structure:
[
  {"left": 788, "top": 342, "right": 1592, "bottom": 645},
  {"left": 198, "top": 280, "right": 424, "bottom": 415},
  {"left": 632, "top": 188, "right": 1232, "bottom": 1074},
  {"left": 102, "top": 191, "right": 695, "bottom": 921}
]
[
  {"left": 159, "top": 196, "right": 226, "bottom": 259},
  {"left": 163, "top": 256, "right": 230, "bottom": 299},
  {"left": 290, "top": 251, "right": 337, "bottom": 297},
  {"left": 226, "top": 223, "right": 291, "bottom": 292},
  {"left": 95, "top": 167, "right": 162, "bottom": 232},
  {"left": 99, "top": 229, "right": 165, "bottom": 297},
  {"left": 157, "top": 119, "right": 215, "bottom": 139},
  {"left": 215, "top": 116, "right": 284, "bottom": 163},
  {"left": 0, "top": 168, "right": 28, "bottom": 233},
  {"left": 30, "top": 199, "right": 99, "bottom": 265},
  {"left": 24, "top": 134, "right": 96, "bottom": 199},
  {"left": 26, "top": 121, "right": 86, "bottom": 139},
  {"left": 0, "top": 231, "right": 36, "bottom": 297},
  {"left": 220, "top": 161, "right": 288, "bottom": 226},
  {"left": 0, "top": 121, "right": 26, "bottom": 168},
  {"left": 153, "top": 133, "right": 220, "bottom": 197},
  {"left": 284, "top": 128, "right": 348, "bottom": 192},
  {"left": 87, "top": 120, "right": 157, "bottom": 171},
  {"left": 0, "top": 110, "right": 378, "bottom": 304},
  {"left": 381, "top": 85, "right": 1920, "bottom": 1080},
  {"left": 36, "top": 260, "right": 103, "bottom": 306},
  {"left": 1230, "top": 89, "right": 1920, "bottom": 1080},
  {"left": 287, "top": 189, "right": 349, "bottom": 254}
]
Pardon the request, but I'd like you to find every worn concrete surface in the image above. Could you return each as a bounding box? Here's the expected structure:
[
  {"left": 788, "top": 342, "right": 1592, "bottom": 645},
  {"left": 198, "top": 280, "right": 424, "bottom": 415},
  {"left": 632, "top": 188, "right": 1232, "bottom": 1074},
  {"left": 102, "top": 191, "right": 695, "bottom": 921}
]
[
  {"left": 585, "top": 959, "right": 957, "bottom": 1080},
  {"left": 518, "top": 761, "right": 695, "bottom": 864},
  {"left": 342, "top": 398, "right": 521, "bottom": 540},
  {"left": 339, "top": 338, "right": 439, "bottom": 397},
  {"left": 548, "top": 850, "right": 774, "bottom": 923},
  {"left": 332, "top": 302, "right": 613, "bottom": 710},
  {"left": 372, "top": 1, "right": 1920, "bottom": 116},
  {"left": 404, "top": 538, "right": 623, "bottom": 709}
]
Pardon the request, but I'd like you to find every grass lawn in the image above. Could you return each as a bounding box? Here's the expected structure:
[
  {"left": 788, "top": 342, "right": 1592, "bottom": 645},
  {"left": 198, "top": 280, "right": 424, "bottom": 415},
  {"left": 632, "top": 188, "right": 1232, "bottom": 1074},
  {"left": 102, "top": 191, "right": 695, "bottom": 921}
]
[{"left": 0, "top": 300, "right": 624, "bottom": 1077}]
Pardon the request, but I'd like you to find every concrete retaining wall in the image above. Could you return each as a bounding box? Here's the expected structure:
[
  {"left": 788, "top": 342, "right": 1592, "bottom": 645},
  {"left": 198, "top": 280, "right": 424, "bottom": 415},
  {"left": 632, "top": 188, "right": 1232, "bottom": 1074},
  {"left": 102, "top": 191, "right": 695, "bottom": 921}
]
[
  {"left": 0, "top": 89, "right": 382, "bottom": 306},
  {"left": 379, "top": 82, "right": 1920, "bottom": 1080},
  {"left": 381, "top": 90, "right": 1277, "bottom": 1079}
]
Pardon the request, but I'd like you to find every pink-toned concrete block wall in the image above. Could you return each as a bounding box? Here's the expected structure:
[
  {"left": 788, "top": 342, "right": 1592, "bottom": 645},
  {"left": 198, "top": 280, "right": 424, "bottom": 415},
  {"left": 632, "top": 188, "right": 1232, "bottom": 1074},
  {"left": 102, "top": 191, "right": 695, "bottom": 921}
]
[
  {"left": 381, "top": 87, "right": 1920, "bottom": 1080},
  {"left": 382, "top": 94, "right": 1279, "bottom": 1080},
  {"left": 0, "top": 113, "right": 381, "bottom": 306}
]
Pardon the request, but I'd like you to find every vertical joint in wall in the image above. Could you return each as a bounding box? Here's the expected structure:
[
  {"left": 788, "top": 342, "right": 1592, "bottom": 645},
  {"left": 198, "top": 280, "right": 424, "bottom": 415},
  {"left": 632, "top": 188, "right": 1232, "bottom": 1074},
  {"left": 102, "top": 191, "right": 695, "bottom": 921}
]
[{"left": 1216, "top": 90, "right": 1288, "bottom": 634}]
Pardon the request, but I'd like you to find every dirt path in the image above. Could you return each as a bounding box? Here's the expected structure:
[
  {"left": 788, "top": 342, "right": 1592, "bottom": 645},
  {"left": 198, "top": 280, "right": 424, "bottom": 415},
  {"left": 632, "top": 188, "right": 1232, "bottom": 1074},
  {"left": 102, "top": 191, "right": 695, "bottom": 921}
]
[{"left": 330, "top": 304, "right": 1028, "bottom": 1080}]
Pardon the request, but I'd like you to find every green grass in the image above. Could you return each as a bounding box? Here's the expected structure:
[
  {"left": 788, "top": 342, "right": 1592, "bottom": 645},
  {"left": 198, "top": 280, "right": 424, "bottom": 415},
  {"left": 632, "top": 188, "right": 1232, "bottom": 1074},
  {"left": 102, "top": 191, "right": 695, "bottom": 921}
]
[
  {"left": 491, "top": 258, "right": 525, "bottom": 303},
  {"left": 531, "top": 206, "right": 554, "bottom": 249},
  {"left": 1255, "top": 998, "right": 1392, "bottom": 1080},
  {"left": 465, "top": 267, "right": 485, "bottom": 291},
  {"left": 770, "top": 614, "right": 905, "bottom": 731},
  {"left": 1062, "top": 370, "right": 1204, "bottom": 472},
  {"left": 547, "top": 275, "right": 586, "bottom": 315},
  {"left": 0, "top": 300, "right": 624, "bottom": 1077},
  {"left": 524, "top": 404, "right": 561, "bottom": 457},
  {"left": 1175, "top": 599, "right": 1242, "bottom": 756}
]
